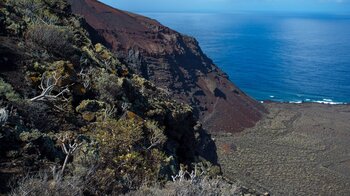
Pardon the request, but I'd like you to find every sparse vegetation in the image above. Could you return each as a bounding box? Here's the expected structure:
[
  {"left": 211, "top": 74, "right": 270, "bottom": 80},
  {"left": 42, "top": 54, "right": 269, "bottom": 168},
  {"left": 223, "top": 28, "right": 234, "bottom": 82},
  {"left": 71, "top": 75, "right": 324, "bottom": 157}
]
[{"left": 11, "top": 166, "right": 242, "bottom": 196}]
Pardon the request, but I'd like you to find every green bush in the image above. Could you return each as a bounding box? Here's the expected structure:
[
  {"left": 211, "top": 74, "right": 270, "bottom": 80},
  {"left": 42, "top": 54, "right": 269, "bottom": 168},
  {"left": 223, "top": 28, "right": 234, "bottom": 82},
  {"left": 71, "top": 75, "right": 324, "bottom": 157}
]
[
  {"left": 0, "top": 78, "right": 21, "bottom": 102},
  {"left": 94, "top": 71, "right": 124, "bottom": 103},
  {"left": 84, "top": 118, "right": 167, "bottom": 192},
  {"left": 93, "top": 119, "right": 144, "bottom": 156}
]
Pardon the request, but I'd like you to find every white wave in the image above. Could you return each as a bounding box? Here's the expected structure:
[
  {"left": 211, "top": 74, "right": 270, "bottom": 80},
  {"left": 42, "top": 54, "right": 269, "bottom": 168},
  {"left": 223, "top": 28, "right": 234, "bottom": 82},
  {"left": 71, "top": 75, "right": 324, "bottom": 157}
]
[
  {"left": 289, "top": 101, "right": 303, "bottom": 104},
  {"left": 285, "top": 99, "right": 347, "bottom": 105},
  {"left": 313, "top": 100, "right": 345, "bottom": 105},
  {"left": 260, "top": 99, "right": 347, "bottom": 105}
]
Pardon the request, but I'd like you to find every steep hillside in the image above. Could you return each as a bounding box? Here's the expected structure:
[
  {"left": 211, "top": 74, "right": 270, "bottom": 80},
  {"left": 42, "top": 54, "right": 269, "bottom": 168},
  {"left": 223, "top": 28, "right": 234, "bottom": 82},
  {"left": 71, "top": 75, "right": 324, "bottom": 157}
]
[
  {"left": 0, "top": 0, "right": 219, "bottom": 194},
  {"left": 69, "top": 0, "right": 267, "bottom": 133}
]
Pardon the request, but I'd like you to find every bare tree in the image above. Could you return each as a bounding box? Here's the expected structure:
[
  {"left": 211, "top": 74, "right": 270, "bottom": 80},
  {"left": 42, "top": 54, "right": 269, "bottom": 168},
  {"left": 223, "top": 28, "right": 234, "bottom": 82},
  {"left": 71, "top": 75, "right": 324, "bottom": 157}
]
[
  {"left": 57, "top": 133, "right": 82, "bottom": 174},
  {"left": 30, "top": 71, "right": 70, "bottom": 102},
  {"left": 0, "top": 108, "right": 8, "bottom": 126}
]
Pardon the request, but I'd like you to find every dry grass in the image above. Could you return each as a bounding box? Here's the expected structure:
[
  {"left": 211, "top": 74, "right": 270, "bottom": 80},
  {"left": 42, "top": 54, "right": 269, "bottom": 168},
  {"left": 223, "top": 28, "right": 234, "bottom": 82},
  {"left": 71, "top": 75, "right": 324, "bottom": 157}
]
[
  {"left": 127, "top": 168, "right": 240, "bottom": 196},
  {"left": 10, "top": 172, "right": 83, "bottom": 196}
]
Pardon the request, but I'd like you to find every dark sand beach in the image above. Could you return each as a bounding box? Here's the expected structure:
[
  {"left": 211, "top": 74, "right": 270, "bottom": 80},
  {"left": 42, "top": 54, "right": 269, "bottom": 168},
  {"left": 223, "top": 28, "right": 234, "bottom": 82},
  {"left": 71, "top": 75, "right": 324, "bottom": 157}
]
[{"left": 215, "top": 103, "right": 350, "bottom": 195}]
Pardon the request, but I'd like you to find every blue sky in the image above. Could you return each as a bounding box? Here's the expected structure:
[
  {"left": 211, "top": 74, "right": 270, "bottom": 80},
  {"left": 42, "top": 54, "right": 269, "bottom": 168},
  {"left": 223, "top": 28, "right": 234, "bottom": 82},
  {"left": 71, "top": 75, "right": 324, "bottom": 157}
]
[{"left": 100, "top": 0, "right": 350, "bottom": 13}]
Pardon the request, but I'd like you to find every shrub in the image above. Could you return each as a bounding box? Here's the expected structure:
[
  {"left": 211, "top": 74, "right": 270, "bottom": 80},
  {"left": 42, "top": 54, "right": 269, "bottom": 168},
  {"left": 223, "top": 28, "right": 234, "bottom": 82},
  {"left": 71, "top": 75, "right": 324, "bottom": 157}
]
[
  {"left": 25, "top": 24, "right": 75, "bottom": 57},
  {"left": 94, "top": 119, "right": 144, "bottom": 155},
  {"left": 0, "top": 78, "right": 21, "bottom": 102},
  {"left": 94, "top": 71, "right": 124, "bottom": 103},
  {"left": 86, "top": 119, "right": 168, "bottom": 192}
]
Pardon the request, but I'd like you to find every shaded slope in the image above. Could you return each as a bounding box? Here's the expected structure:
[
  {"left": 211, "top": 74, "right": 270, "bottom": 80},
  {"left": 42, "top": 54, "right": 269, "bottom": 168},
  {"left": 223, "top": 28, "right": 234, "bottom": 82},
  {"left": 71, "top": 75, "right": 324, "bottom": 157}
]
[
  {"left": 69, "top": 0, "right": 267, "bottom": 133},
  {"left": 0, "top": 0, "right": 219, "bottom": 193}
]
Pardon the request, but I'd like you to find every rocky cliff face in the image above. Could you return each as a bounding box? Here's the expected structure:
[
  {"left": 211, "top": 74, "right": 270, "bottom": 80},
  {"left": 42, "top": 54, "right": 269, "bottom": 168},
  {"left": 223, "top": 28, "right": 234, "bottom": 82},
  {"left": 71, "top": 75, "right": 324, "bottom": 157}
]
[{"left": 69, "top": 0, "right": 266, "bottom": 133}]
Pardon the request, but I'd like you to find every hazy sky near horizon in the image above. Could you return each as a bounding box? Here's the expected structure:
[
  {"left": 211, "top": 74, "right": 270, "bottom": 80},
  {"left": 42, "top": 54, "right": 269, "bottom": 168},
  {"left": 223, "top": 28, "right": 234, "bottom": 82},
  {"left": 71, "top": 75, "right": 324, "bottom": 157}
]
[{"left": 100, "top": 0, "right": 350, "bottom": 13}]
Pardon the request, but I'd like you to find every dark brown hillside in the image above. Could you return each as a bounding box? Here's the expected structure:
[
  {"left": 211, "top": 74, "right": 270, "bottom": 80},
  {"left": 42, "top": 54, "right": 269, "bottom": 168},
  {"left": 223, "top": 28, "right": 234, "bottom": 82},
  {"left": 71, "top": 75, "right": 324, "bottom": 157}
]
[{"left": 69, "top": 0, "right": 266, "bottom": 133}]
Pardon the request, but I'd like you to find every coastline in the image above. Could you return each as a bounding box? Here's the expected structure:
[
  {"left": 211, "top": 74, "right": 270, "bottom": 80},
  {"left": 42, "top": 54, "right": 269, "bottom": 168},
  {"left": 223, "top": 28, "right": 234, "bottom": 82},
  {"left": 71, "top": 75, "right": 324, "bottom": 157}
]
[
  {"left": 260, "top": 99, "right": 350, "bottom": 105},
  {"left": 214, "top": 102, "right": 350, "bottom": 195}
]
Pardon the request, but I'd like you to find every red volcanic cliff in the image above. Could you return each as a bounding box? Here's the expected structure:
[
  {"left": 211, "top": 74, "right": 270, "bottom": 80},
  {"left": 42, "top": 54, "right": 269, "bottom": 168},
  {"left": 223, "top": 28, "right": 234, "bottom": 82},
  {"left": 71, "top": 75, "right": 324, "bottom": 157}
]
[{"left": 69, "top": 0, "right": 266, "bottom": 132}]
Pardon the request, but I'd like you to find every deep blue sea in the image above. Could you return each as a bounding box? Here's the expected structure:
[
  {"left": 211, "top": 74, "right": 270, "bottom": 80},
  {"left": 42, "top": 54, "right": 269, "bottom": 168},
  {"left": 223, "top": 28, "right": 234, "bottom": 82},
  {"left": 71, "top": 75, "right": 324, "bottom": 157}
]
[{"left": 142, "top": 12, "right": 350, "bottom": 104}]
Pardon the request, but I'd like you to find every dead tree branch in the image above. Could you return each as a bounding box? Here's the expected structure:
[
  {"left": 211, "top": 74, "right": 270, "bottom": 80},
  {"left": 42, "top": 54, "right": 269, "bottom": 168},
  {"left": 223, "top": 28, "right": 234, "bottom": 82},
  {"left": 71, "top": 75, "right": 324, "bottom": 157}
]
[
  {"left": 57, "top": 133, "right": 82, "bottom": 174},
  {"left": 30, "top": 72, "right": 70, "bottom": 102},
  {"left": 171, "top": 165, "right": 205, "bottom": 183}
]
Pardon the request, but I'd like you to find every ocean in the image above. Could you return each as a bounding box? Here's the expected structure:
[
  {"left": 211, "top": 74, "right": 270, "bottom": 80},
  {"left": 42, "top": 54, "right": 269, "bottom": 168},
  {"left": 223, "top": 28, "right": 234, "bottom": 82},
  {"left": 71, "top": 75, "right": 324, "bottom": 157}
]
[{"left": 141, "top": 12, "right": 350, "bottom": 104}]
